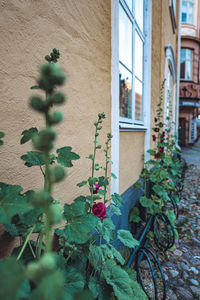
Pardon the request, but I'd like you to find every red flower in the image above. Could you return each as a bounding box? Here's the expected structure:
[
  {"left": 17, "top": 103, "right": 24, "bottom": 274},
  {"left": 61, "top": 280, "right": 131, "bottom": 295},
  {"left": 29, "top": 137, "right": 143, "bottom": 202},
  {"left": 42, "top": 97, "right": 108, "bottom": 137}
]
[
  {"left": 155, "top": 152, "right": 161, "bottom": 159},
  {"left": 154, "top": 117, "right": 158, "bottom": 123},
  {"left": 154, "top": 128, "right": 159, "bottom": 133},
  {"left": 152, "top": 135, "right": 156, "bottom": 141},
  {"left": 161, "top": 131, "right": 165, "bottom": 138},
  {"left": 160, "top": 139, "right": 164, "bottom": 143},
  {"left": 92, "top": 202, "right": 106, "bottom": 221},
  {"left": 159, "top": 147, "right": 164, "bottom": 153},
  {"left": 92, "top": 183, "right": 100, "bottom": 194}
]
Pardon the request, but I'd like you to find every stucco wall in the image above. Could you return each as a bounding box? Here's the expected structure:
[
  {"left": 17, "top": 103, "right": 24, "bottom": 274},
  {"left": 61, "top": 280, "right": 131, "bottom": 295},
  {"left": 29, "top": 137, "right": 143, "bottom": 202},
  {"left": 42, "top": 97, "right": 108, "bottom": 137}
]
[
  {"left": 0, "top": 0, "right": 111, "bottom": 205},
  {"left": 119, "top": 132, "right": 145, "bottom": 194},
  {"left": 150, "top": 0, "right": 178, "bottom": 148}
]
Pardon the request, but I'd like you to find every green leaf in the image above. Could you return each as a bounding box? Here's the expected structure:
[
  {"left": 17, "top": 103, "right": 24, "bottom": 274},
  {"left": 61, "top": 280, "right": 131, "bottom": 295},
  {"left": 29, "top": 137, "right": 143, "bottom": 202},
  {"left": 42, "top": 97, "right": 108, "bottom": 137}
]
[
  {"left": 64, "top": 267, "right": 85, "bottom": 300},
  {"left": 129, "top": 207, "right": 141, "bottom": 223},
  {"left": 111, "top": 172, "right": 117, "bottom": 179},
  {"left": 30, "top": 85, "right": 40, "bottom": 90},
  {"left": 77, "top": 181, "right": 87, "bottom": 187},
  {"left": 117, "top": 230, "right": 139, "bottom": 248},
  {"left": 16, "top": 280, "right": 31, "bottom": 300},
  {"left": 111, "top": 193, "right": 123, "bottom": 206},
  {"left": 166, "top": 210, "right": 176, "bottom": 225},
  {"left": 0, "top": 131, "right": 5, "bottom": 139},
  {"left": 64, "top": 201, "right": 87, "bottom": 218},
  {"left": 58, "top": 214, "right": 98, "bottom": 244},
  {"left": 101, "top": 218, "right": 115, "bottom": 242},
  {"left": 147, "top": 149, "right": 156, "bottom": 156},
  {"left": 73, "top": 289, "right": 94, "bottom": 300},
  {"left": 109, "top": 245, "right": 125, "bottom": 265},
  {"left": 152, "top": 184, "right": 164, "bottom": 196},
  {"left": 139, "top": 196, "right": 153, "bottom": 208},
  {"left": 20, "top": 127, "right": 38, "bottom": 144},
  {"left": 88, "top": 244, "right": 105, "bottom": 268},
  {"left": 56, "top": 147, "right": 80, "bottom": 167},
  {"left": 34, "top": 270, "right": 65, "bottom": 300},
  {"left": 133, "top": 181, "right": 143, "bottom": 189},
  {"left": 110, "top": 204, "right": 121, "bottom": 216},
  {"left": 0, "top": 183, "right": 32, "bottom": 224},
  {"left": 21, "top": 151, "right": 45, "bottom": 167},
  {"left": 103, "top": 264, "right": 133, "bottom": 300},
  {"left": 0, "top": 257, "right": 25, "bottom": 300}
]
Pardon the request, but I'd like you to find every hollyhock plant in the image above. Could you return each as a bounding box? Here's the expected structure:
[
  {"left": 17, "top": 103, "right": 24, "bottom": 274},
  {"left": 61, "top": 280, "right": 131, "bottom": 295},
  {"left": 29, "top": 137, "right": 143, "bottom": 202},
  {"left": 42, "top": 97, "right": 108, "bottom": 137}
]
[
  {"left": 161, "top": 131, "right": 165, "bottom": 138},
  {"left": 152, "top": 135, "right": 156, "bottom": 141},
  {"left": 92, "top": 202, "right": 106, "bottom": 221},
  {"left": 159, "top": 147, "right": 164, "bottom": 153},
  {"left": 93, "top": 183, "right": 100, "bottom": 194},
  {"left": 154, "top": 128, "right": 159, "bottom": 133}
]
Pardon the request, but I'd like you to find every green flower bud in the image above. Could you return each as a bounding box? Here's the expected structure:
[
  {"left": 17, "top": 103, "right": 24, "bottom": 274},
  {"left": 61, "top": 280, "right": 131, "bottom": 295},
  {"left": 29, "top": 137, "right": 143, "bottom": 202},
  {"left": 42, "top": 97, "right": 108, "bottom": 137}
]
[
  {"left": 88, "top": 177, "right": 98, "bottom": 186},
  {"left": 107, "top": 133, "right": 113, "bottom": 139},
  {"left": 94, "top": 121, "right": 98, "bottom": 126},
  {"left": 32, "top": 128, "right": 56, "bottom": 151},
  {"left": 49, "top": 203, "right": 63, "bottom": 224},
  {"left": 97, "top": 126, "right": 102, "bottom": 130},
  {"left": 29, "top": 96, "right": 47, "bottom": 112},
  {"left": 32, "top": 189, "right": 51, "bottom": 207},
  {"left": 52, "top": 165, "right": 66, "bottom": 182},
  {"left": 95, "top": 133, "right": 99, "bottom": 137},
  {"left": 45, "top": 55, "right": 51, "bottom": 62},
  {"left": 98, "top": 112, "right": 105, "bottom": 120},
  {"left": 96, "top": 145, "right": 102, "bottom": 149},
  {"left": 39, "top": 64, "right": 66, "bottom": 93},
  {"left": 49, "top": 111, "right": 63, "bottom": 125},
  {"left": 47, "top": 92, "right": 65, "bottom": 105}
]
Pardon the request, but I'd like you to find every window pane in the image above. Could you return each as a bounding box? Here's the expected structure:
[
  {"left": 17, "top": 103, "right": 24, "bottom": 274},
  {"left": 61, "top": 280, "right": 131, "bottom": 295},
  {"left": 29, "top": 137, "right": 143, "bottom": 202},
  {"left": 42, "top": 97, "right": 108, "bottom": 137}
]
[
  {"left": 135, "top": 0, "right": 144, "bottom": 31},
  {"left": 119, "top": 64, "right": 132, "bottom": 119},
  {"left": 119, "top": 5, "right": 132, "bottom": 70},
  {"left": 125, "top": 0, "right": 132, "bottom": 11},
  {"left": 181, "top": 49, "right": 186, "bottom": 61},
  {"left": 135, "top": 32, "right": 143, "bottom": 81},
  {"left": 182, "top": 12, "right": 187, "bottom": 23},
  {"left": 180, "top": 61, "right": 186, "bottom": 79},
  {"left": 135, "top": 79, "right": 143, "bottom": 121}
]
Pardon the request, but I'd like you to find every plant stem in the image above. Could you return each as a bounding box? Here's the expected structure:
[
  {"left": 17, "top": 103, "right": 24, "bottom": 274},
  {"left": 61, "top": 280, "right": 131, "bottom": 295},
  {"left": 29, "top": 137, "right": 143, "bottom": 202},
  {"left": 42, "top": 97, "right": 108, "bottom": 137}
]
[
  {"left": 90, "top": 123, "right": 98, "bottom": 205},
  {"left": 104, "top": 140, "right": 109, "bottom": 204},
  {"left": 28, "top": 241, "right": 36, "bottom": 259},
  {"left": 16, "top": 225, "right": 35, "bottom": 261}
]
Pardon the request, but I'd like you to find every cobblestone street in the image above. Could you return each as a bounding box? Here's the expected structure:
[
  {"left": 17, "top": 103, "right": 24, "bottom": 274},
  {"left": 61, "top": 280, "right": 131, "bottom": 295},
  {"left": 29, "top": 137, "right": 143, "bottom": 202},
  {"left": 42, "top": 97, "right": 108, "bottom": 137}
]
[{"left": 163, "top": 140, "right": 200, "bottom": 300}]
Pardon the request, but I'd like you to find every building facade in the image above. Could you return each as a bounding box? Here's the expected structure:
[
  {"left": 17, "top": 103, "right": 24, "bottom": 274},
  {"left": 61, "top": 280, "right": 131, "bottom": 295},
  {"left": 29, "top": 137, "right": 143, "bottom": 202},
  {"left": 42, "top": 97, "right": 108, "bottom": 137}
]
[
  {"left": 0, "top": 0, "right": 180, "bottom": 255},
  {"left": 179, "top": 0, "right": 200, "bottom": 145}
]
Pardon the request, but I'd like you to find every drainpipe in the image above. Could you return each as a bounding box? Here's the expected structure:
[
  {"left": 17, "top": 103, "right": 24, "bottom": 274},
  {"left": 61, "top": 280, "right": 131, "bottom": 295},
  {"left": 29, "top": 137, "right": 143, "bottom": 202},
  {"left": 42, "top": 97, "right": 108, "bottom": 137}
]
[{"left": 176, "top": 0, "right": 182, "bottom": 144}]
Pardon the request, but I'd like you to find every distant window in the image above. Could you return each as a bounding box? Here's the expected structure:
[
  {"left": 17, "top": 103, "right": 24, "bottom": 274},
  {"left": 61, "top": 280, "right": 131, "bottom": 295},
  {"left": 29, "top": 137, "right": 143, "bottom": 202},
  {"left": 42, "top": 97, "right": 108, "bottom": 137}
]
[
  {"left": 181, "top": 0, "right": 194, "bottom": 24},
  {"left": 180, "top": 49, "right": 193, "bottom": 80}
]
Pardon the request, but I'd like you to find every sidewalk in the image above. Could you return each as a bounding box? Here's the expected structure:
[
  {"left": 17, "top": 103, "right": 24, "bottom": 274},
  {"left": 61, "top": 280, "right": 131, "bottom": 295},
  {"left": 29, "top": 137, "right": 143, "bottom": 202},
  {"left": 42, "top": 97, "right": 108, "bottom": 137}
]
[
  {"left": 181, "top": 139, "right": 200, "bottom": 168},
  {"left": 163, "top": 141, "right": 200, "bottom": 299}
]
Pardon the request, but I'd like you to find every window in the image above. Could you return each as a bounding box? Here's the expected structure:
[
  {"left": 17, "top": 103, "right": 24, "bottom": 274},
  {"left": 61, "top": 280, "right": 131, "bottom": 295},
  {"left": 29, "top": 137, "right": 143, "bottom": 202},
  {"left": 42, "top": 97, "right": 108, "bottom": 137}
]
[
  {"left": 180, "top": 49, "right": 193, "bottom": 80},
  {"left": 181, "top": 0, "right": 194, "bottom": 24},
  {"left": 119, "top": 0, "right": 145, "bottom": 124}
]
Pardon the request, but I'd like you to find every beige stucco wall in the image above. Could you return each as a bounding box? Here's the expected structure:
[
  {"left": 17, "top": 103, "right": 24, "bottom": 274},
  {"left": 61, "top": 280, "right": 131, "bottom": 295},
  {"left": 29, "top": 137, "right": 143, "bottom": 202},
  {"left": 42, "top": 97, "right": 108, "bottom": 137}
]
[
  {"left": 119, "top": 132, "right": 145, "bottom": 194},
  {"left": 150, "top": 0, "right": 178, "bottom": 148},
  {"left": 0, "top": 0, "right": 111, "bottom": 205}
]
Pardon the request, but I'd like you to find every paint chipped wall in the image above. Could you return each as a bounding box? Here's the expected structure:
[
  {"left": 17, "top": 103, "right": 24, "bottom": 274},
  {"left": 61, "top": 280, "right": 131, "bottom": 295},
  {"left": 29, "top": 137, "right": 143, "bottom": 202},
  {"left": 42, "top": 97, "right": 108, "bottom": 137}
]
[{"left": 0, "top": 0, "right": 111, "bottom": 205}]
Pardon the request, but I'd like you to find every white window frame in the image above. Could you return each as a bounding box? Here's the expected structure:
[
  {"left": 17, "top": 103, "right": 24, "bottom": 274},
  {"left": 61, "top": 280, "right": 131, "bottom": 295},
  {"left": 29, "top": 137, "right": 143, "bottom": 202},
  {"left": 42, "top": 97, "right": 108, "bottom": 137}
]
[
  {"left": 169, "top": 0, "right": 177, "bottom": 33},
  {"left": 180, "top": 48, "right": 193, "bottom": 81},
  {"left": 181, "top": 0, "right": 194, "bottom": 25},
  {"left": 111, "top": 0, "right": 152, "bottom": 194},
  {"left": 164, "top": 45, "right": 177, "bottom": 131}
]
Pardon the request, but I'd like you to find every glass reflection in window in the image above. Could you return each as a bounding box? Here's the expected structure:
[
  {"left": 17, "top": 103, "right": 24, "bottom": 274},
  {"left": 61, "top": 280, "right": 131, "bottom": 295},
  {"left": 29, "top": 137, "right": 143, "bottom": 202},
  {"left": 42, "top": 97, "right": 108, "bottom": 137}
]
[
  {"left": 119, "top": 64, "right": 132, "bottom": 119},
  {"left": 135, "top": 79, "right": 143, "bottom": 121}
]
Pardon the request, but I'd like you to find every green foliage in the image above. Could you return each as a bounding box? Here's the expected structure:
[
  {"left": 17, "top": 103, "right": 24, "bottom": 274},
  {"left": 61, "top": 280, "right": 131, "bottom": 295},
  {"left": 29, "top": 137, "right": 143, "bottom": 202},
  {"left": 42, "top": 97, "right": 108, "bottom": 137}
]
[
  {"left": 21, "top": 151, "right": 45, "bottom": 167},
  {"left": 21, "top": 128, "right": 38, "bottom": 144},
  {"left": 56, "top": 146, "right": 80, "bottom": 167},
  {"left": 117, "top": 230, "right": 139, "bottom": 248},
  {"left": 0, "top": 131, "right": 5, "bottom": 146}
]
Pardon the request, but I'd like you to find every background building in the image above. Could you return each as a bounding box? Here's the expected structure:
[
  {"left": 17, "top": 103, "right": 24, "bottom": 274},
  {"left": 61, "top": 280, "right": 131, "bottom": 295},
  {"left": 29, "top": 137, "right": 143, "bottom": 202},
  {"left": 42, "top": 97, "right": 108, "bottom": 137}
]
[{"left": 179, "top": 0, "right": 200, "bottom": 145}]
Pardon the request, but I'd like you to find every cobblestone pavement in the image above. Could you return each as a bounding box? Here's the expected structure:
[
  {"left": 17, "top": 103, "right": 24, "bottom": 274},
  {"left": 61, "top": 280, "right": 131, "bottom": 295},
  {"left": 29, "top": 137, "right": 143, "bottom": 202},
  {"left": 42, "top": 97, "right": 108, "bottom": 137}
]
[{"left": 162, "top": 141, "right": 200, "bottom": 300}]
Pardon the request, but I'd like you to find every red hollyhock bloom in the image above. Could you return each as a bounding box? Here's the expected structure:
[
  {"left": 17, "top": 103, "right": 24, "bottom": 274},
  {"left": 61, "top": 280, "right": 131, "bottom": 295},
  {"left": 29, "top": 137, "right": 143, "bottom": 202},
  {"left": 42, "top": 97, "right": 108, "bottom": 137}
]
[
  {"left": 155, "top": 152, "right": 161, "bottom": 159},
  {"left": 154, "top": 117, "right": 158, "bottom": 123},
  {"left": 161, "top": 131, "right": 165, "bottom": 138},
  {"left": 152, "top": 135, "right": 156, "bottom": 141},
  {"left": 92, "top": 202, "right": 106, "bottom": 221},
  {"left": 154, "top": 128, "right": 159, "bottom": 132},
  {"left": 92, "top": 183, "right": 100, "bottom": 194},
  {"left": 159, "top": 147, "right": 164, "bottom": 153},
  {"left": 160, "top": 139, "right": 164, "bottom": 143}
]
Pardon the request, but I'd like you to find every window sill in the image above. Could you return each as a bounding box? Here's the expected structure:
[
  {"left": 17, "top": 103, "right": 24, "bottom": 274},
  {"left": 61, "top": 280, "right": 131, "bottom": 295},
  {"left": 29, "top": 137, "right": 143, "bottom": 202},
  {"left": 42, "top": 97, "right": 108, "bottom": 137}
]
[{"left": 119, "top": 123, "right": 147, "bottom": 131}]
